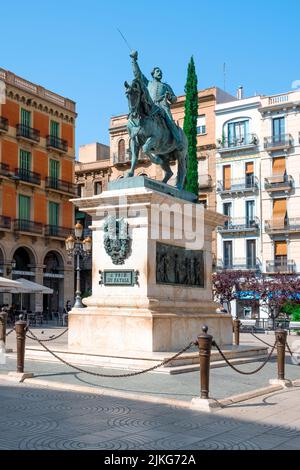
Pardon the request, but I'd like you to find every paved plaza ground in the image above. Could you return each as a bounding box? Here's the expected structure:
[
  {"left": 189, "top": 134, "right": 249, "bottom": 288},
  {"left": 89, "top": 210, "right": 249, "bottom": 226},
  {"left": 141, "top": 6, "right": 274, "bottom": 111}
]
[{"left": 0, "top": 328, "right": 300, "bottom": 450}]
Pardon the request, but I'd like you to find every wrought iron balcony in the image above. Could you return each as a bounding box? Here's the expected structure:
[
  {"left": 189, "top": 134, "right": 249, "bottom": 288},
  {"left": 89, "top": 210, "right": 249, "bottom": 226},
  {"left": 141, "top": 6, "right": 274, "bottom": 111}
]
[
  {"left": 265, "top": 218, "right": 300, "bottom": 234},
  {"left": 266, "top": 258, "right": 296, "bottom": 274},
  {"left": 264, "top": 134, "right": 293, "bottom": 151},
  {"left": 0, "top": 162, "right": 10, "bottom": 176},
  {"left": 217, "top": 133, "right": 258, "bottom": 153},
  {"left": 0, "top": 116, "right": 8, "bottom": 132},
  {"left": 218, "top": 217, "right": 260, "bottom": 234},
  {"left": 45, "top": 177, "right": 76, "bottom": 195},
  {"left": 45, "top": 225, "right": 72, "bottom": 239},
  {"left": 264, "top": 175, "right": 293, "bottom": 192},
  {"left": 112, "top": 151, "right": 131, "bottom": 166},
  {"left": 217, "top": 258, "right": 261, "bottom": 271},
  {"left": 16, "top": 124, "right": 40, "bottom": 143},
  {"left": 198, "top": 174, "right": 212, "bottom": 189},
  {"left": 13, "top": 219, "right": 43, "bottom": 235},
  {"left": 46, "top": 135, "right": 68, "bottom": 153},
  {"left": 217, "top": 176, "right": 259, "bottom": 194},
  {"left": 0, "top": 215, "right": 11, "bottom": 230},
  {"left": 14, "top": 168, "right": 41, "bottom": 185}
]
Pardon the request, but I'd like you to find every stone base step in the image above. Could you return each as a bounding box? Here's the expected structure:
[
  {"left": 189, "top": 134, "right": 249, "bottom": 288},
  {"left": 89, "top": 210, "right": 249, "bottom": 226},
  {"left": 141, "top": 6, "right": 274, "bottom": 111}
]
[{"left": 7, "top": 344, "right": 269, "bottom": 375}]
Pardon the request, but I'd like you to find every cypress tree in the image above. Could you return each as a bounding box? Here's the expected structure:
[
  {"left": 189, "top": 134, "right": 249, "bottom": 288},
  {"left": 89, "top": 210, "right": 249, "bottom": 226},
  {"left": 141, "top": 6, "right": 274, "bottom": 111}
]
[{"left": 183, "top": 56, "right": 199, "bottom": 195}]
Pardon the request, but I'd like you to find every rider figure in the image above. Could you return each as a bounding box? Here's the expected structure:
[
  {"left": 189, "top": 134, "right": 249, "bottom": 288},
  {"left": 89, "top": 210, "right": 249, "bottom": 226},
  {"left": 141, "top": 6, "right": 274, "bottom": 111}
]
[{"left": 130, "top": 51, "right": 183, "bottom": 151}]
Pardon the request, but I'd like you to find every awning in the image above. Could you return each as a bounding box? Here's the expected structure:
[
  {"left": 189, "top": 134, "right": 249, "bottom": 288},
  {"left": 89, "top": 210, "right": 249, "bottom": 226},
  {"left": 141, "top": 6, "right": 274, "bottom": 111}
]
[
  {"left": 236, "top": 291, "right": 260, "bottom": 300},
  {"left": 0, "top": 277, "right": 25, "bottom": 290},
  {"left": 12, "top": 278, "right": 53, "bottom": 294}
]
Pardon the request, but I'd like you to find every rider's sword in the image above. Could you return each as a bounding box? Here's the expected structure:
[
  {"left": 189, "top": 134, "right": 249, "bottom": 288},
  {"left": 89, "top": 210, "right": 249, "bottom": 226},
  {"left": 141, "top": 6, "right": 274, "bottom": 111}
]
[{"left": 116, "top": 28, "right": 133, "bottom": 52}]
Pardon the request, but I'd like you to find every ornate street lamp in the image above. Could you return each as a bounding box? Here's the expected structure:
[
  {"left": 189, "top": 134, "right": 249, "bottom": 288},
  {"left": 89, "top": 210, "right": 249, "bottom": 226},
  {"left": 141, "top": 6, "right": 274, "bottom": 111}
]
[{"left": 65, "top": 222, "right": 92, "bottom": 308}]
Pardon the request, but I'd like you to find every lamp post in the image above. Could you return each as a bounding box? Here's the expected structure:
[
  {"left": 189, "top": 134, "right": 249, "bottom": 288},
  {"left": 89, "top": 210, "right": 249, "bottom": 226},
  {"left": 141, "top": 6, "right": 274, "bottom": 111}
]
[
  {"left": 6, "top": 259, "right": 17, "bottom": 276},
  {"left": 65, "top": 222, "right": 92, "bottom": 309}
]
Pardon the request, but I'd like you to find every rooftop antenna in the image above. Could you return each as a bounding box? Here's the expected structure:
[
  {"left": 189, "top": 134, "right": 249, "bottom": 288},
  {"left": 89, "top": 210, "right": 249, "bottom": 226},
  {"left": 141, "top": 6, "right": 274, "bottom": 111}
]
[
  {"left": 117, "top": 28, "right": 133, "bottom": 52},
  {"left": 223, "top": 62, "right": 226, "bottom": 91}
]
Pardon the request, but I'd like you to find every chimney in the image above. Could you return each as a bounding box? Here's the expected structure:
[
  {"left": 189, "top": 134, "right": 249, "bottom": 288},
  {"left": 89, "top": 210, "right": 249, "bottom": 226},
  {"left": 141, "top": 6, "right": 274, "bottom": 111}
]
[{"left": 237, "top": 86, "right": 244, "bottom": 100}]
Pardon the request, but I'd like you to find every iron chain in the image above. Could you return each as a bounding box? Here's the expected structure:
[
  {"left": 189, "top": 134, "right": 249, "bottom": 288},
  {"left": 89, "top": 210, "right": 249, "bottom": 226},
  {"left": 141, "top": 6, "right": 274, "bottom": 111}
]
[
  {"left": 6, "top": 328, "right": 15, "bottom": 337},
  {"left": 213, "top": 339, "right": 277, "bottom": 375},
  {"left": 26, "top": 328, "right": 68, "bottom": 342},
  {"left": 250, "top": 332, "right": 296, "bottom": 356},
  {"left": 27, "top": 328, "right": 197, "bottom": 378}
]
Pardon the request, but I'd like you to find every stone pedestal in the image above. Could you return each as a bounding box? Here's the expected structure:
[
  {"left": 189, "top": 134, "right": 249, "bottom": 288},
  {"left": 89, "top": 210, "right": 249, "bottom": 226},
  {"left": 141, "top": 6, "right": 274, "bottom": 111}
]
[{"left": 69, "top": 177, "right": 232, "bottom": 354}]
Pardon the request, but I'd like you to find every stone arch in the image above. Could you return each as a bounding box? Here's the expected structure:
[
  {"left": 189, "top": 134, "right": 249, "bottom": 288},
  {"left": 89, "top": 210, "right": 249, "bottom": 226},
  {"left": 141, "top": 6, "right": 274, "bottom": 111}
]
[{"left": 12, "top": 246, "right": 37, "bottom": 271}]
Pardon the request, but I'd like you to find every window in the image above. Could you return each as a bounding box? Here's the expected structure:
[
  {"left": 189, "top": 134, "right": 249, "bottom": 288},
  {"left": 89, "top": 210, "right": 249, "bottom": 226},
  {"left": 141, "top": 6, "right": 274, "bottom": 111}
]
[
  {"left": 19, "top": 150, "right": 31, "bottom": 181},
  {"left": 77, "top": 184, "right": 84, "bottom": 197},
  {"left": 50, "top": 121, "right": 60, "bottom": 138},
  {"left": 223, "top": 165, "right": 231, "bottom": 190},
  {"left": 273, "top": 198, "right": 287, "bottom": 228},
  {"left": 118, "top": 139, "right": 125, "bottom": 162},
  {"left": 18, "top": 194, "right": 30, "bottom": 221},
  {"left": 197, "top": 115, "right": 206, "bottom": 135},
  {"left": 223, "top": 241, "right": 233, "bottom": 268},
  {"left": 21, "top": 108, "right": 31, "bottom": 127},
  {"left": 223, "top": 202, "right": 232, "bottom": 228},
  {"left": 272, "top": 117, "right": 285, "bottom": 141},
  {"left": 49, "top": 159, "right": 60, "bottom": 189},
  {"left": 274, "top": 241, "right": 287, "bottom": 270},
  {"left": 246, "top": 200, "right": 255, "bottom": 224},
  {"left": 245, "top": 162, "right": 254, "bottom": 187},
  {"left": 94, "top": 181, "right": 102, "bottom": 195},
  {"left": 227, "top": 120, "right": 249, "bottom": 146},
  {"left": 49, "top": 201, "right": 59, "bottom": 227},
  {"left": 246, "top": 240, "right": 256, "bottom": 269}
]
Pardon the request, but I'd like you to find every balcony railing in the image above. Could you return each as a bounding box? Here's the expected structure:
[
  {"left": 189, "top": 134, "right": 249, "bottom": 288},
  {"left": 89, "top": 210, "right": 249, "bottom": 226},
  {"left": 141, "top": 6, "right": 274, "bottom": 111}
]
[
  {"left": 113, "top": 151, "right": 131, "bottom": 165},
  {"left": 217, "top": 176, "right": 259, "bottom": 194},
  {"left": 16, "top": 124, "right": 40, "bottom": 143},
  {"left": 264, "top": 134, "right": 293, "bottom": 151},
  {"left": 15, "top": 168, "right": 41, "bottom": 185},
  {"left": 218, "top": 217, "right": 260, "bottom": 234},
  {"left": 46, "top": 135, "right": 68, "bottom": 153},
  {"left": 198, "top": 174, "right": 212, "bottom": 189},
  {"left": 0, "top": 116, "right": 8, "bottom": 132},
  {"left": 45, "top": 225, "right": 71, "bottom": 239},
  {"left": 266, "top": 259, "right": 296, "bottom": 274},
  {"left": 45, "top": 177, "right": 76, "bottom": 195},
  {"left": 217, "top": 258, "right": 261, "bottom": 271},
  {"left": 0, "top": 215, "right": 11, "bottom": 230},
  {"left": 265, "top": 175, "right": 293, "bottom": 191},
  {"left": 13, "top": 219, "right": 43, "bottom": 235},
  {"left": 0, "top": 162, "right": 10, "bottom": 176},
  {"left": 265, "top": 218, "right": 300, "bottom": 234},
  {"left": 217, "top": 133, "right": 258, "bottom": 153}
]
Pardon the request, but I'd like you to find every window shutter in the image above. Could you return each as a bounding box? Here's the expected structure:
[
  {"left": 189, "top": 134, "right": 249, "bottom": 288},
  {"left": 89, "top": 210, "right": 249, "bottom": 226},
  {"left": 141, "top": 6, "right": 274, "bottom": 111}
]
[
  {"left": 223, "top": 165, "right": 231, "bottom": 189},
  {"left": 275, "top": 241, "right": 287, "bottom": 256},
  {"left": 273, "top": 199, "right": 287, "bottom": 228},
  {"left": 245, "top": 162, "right": 254, "bottom": 174},
  {"left": 272, "top": 157, "right": 286, "bottom": 183}
]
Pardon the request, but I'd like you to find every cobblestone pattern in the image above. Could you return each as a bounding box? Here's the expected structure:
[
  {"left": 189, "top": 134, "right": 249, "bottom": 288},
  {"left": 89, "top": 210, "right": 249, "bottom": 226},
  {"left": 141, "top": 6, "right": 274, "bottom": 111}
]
[{"left": 0, "top": 381, "right": 300, "bottom": 450}]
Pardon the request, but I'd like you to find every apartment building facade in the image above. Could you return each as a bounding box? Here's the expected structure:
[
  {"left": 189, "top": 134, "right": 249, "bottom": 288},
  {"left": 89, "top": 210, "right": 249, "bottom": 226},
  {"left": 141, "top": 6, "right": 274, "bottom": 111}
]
[
  {"left": 260, "top": 90, "right": 300, "bottom": 277},
  {"left": 0, "top": 68, "right": 76, "bottom": 313},
  {"left": 216, "top": 89, "right": 300, "bottom": 319}
]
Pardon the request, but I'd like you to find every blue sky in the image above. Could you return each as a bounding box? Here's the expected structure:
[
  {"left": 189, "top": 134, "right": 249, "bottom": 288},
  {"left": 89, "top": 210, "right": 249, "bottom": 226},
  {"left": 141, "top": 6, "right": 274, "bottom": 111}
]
[{"left": 1, "top": 0, "right": 300, "bottom": 152}]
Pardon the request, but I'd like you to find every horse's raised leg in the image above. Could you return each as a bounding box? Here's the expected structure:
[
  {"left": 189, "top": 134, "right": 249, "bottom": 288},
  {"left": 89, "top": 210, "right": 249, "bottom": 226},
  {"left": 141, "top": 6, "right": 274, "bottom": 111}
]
[
  {"left": 143, "top": 138, "right": 163, "bottom": 165},
  {"left": 126, "top": 138, "right": 140, "bottom": 178}
]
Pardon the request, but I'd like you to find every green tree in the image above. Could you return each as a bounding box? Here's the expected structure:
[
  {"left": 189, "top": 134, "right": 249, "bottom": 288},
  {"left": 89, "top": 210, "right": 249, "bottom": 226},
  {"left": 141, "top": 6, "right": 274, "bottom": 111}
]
[{"left": 183, "top": 56, "right": 199, "bottom": 195}]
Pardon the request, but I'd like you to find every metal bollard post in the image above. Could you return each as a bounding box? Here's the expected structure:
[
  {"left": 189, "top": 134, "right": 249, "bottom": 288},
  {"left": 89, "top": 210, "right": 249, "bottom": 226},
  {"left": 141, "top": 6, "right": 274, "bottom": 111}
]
[
  {"left": 233, "top": 318, "right": 241, "bottom": 346},
  {"left": 0, "top": 312, "right": 7, "bottom": 346},
  {"left": 197, "top": 325, "right": 213, "bottom": 399},
  {"left": 15, "top": 315, "right": 27, "bottom": 373},
  {"left": 275, "top": 328, "right": 287, "bottom": 381}
]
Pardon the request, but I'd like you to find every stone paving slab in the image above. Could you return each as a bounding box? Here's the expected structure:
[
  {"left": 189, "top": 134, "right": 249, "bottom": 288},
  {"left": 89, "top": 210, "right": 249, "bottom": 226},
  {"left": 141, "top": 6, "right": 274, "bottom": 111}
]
[{"left": 0, "top": 379, "right": 299, "bottom": 450}]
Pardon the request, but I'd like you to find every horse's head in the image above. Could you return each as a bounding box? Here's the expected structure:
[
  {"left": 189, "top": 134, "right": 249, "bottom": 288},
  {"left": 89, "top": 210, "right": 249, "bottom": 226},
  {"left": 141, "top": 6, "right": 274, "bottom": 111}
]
[{"left": 124, "top": 79, "right": 142, "bottom": 118}]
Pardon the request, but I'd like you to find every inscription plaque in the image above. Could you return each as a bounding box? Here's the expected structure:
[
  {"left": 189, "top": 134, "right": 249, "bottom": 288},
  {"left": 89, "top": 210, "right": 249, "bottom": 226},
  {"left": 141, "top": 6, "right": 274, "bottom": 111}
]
[
  {"left": 99, "top": 270, "right": 139, "bottom": 286},
  {"left": 156, "top": 242, "right": 204, "bottom": 287}
]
